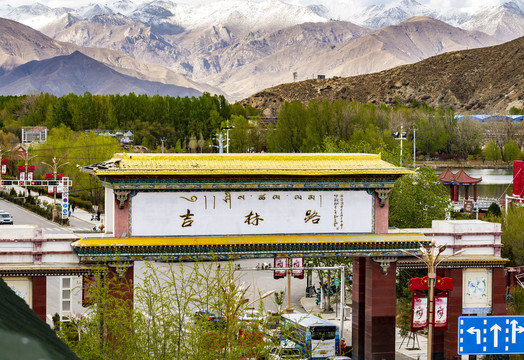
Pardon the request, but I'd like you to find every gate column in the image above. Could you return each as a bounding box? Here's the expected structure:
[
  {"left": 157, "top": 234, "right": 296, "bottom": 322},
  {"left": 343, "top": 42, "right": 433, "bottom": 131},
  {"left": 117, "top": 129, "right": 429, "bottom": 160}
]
[
  {"left": 443, "top": 268, "right": 462, "bottom": 360},
  {"left": 365, "top": 258, "right": 397, "bottom": 360},
  {"left": 351, "top": 257, "right": 366, "bottom": 360}
]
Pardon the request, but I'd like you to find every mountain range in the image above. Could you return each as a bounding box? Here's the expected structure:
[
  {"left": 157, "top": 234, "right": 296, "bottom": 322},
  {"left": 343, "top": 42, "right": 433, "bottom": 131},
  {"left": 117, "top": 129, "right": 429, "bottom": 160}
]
[
  {"left": 241, "top": 35, "right": 524, "bottom": 116},
  {"left": 0, "top": 0, "right": 524, "bottom": 102},
  {"left": 0, "top": 50, "right": 201, "bottom": 97}
]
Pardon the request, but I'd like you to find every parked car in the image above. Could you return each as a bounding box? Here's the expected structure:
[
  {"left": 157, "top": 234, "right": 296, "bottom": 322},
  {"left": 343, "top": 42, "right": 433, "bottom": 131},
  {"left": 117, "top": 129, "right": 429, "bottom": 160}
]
[
  {"left": 0, "top": 212, "right": 13, "bottom": 224},
  {"left": 268, "top": 346, "right": 305, "bottom": 359},
  {"left": 268, "top": 340, "right": 306, "bottom": 360}
]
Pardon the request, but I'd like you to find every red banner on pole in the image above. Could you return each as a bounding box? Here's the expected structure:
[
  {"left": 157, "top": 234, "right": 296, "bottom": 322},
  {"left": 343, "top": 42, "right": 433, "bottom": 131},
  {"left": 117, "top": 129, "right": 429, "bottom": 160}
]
[
  {"left": 274, "top": 258, "right": 286, "bottom": 279},
  {"left": 434, "top": 291, "right": 449, "bottom": 330},
  {"left": 291, "top": 258, "right": 304, "bottom": 279},
  {"left": 411, "top": 291, "right": 427, "bottom": 331}
]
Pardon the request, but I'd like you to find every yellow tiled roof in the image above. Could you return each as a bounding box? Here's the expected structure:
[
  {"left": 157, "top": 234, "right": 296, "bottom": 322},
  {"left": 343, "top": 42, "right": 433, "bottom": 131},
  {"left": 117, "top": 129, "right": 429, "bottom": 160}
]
[
  {"left": 83, "top": 153, "right": 413, "bottom": 176},
  {"left": 72, "top": 233, "right": 428, "bottom": 248}
]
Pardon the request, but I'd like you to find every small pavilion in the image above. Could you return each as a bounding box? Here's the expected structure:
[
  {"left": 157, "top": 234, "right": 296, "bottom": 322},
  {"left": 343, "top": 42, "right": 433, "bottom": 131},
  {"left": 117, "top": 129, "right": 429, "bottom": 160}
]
[{"left": 438, "top": 168, "right": 482, "bottom": 202}]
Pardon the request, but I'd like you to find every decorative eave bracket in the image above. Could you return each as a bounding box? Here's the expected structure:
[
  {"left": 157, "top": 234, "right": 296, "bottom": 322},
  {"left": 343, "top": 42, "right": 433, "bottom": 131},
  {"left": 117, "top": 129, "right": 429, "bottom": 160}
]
[
  {"left": 376, "top": 189, "right": 391, "bottom": 207},
  {"left": 114, "top": 191, "right": 131, "bottom": 209}
]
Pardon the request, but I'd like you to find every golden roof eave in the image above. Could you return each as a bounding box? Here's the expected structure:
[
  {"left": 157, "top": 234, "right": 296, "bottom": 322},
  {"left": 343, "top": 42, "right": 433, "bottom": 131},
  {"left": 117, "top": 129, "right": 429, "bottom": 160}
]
[{"left": 82, "top": 152, "right": 414, "bottom": 177}]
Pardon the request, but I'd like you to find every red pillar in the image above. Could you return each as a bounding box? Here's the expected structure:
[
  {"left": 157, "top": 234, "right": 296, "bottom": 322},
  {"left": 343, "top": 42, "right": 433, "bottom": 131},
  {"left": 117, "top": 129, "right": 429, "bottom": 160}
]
[
  {"left": 464, "top": 186, "right": 469, "bottom": 200},
  {"left": 351, "top": 257, "right": 366, "bottom": 360},
  {"left": 364, "top": 258, "right": 396, "bottom": 360},
  {"left": 32, "top": 276, "right": 47, "bottom": 322},
  {"left": 492, "top": 267, "right": 506, "bottom": 315},
  {"left": 443, "top": 268, "right": 462, "bottom": 360},
  {"left": 108, "top": 264, "right": 134, "bottom": 307},
  {"left": 114, "top": 194, "right": 130, "bottom": 238},
  {"left": 453, "top": 185, "right": 459, "bottom": 202},
  {"left": 449, "top": 185, "right": 454, "bottom": 202},
  {"left": 374, "top": 192, "right": 389, "bottom": 234},
  {"left": 474, "top": 184, "right": 478, "bottom": 202}
]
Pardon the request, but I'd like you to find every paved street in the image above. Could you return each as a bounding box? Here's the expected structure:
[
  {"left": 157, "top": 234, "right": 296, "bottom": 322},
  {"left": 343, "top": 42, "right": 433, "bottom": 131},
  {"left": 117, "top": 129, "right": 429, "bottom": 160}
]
[{"left": 0, "top": 186, "right": 102, "bottom": 235}]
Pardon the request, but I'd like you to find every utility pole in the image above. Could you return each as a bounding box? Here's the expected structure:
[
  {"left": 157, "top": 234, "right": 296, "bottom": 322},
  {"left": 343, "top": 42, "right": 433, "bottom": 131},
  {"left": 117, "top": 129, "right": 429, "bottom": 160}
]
[
  {"left": 394, "top": 125, "right": 407, "bottom": 167},
  {"left": 42, "top": 157, "right": 69, "bottom": 222},
  {"left": 413, "top": 127, "right": 416, "bottom": 169},
  {"left": 221, "top": 120, "right": 235, "bottom": 154},
  {"left": 161, "top": 137, "right": 167, "bottom": 153},
  {"left": 18, "top": 151, "right": 38, "bottom": 200}
]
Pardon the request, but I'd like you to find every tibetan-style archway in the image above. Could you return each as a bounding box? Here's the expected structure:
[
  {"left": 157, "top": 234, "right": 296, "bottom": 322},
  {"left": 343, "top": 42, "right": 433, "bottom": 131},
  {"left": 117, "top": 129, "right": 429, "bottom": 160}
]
[{"left": 77, "top": 152, "right": 416, "bottom": 359}]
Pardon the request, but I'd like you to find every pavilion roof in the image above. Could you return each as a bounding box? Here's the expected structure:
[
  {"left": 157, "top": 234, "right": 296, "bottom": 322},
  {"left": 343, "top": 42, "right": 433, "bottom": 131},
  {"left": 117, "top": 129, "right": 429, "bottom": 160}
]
[
  {"left": 438, "top": 168, "right": 482, "bottom": 185},
  {"left": 81, "top": 153, "right": 414, "bottom": 177}
]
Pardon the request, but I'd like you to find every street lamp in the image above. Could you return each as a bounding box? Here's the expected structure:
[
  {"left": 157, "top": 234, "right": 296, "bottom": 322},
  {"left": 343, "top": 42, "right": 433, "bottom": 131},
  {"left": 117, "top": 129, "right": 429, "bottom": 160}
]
[
  {"left": 404, "top": 240, "right": 464, "bottom": 360},
  {"left": 18, "top": 151, "right": 38, "bottom": 200},
  {"left": 42, "top": 157, "right": 69, "bottom": 222}
]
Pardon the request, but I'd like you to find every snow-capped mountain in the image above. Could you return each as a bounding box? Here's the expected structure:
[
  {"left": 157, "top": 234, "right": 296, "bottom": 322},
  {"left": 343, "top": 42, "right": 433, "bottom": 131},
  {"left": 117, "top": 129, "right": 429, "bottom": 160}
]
[
  {"left": 462, "top": 1, "right": 524, "bottom": 41},
  {"left": 1, "top": 0, "right": 523, "bottom": 99},
  {"left": 352, "top": 0, "right": 439, "bottom": 29}
]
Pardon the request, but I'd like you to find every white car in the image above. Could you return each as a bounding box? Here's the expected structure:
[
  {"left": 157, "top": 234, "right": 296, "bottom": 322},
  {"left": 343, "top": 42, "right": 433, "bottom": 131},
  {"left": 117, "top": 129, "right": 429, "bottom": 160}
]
[
  {"left": 0, "top": 212, "right": 13, "bottom": 224},
  {"left": 268, "top": 346, "right": 305, "bottom": 359}
]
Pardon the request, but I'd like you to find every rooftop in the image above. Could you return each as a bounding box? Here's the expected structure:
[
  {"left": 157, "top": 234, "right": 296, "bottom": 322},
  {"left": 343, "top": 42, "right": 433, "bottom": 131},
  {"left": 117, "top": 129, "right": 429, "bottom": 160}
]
[{"left": 81, "top": 153, "right": 414, "bottom": 177}]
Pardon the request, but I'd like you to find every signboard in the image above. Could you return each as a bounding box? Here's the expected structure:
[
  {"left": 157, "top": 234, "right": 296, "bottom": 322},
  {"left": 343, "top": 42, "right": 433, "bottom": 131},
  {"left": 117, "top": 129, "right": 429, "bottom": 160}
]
[
  {"left": 130, "top": 190, "right": 374, "bottom": 237},
  {"left": 464, "top": 200, "right": 473, "bottom": 214},
  {"left": 463, "top": 268, "right": 492, "bottom": 314},
  {"left": 458, "top": 316, "right": 524, "bottom": 355},
  {"left": 61, "top": 177, "right": 69, "bottom": 219}
]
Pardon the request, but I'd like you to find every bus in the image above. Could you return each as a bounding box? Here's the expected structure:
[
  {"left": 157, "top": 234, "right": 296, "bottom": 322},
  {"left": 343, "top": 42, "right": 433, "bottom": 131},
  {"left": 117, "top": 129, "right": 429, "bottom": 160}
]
[{"left": 280, "top": 313, "right": 340, "bottom": 359}]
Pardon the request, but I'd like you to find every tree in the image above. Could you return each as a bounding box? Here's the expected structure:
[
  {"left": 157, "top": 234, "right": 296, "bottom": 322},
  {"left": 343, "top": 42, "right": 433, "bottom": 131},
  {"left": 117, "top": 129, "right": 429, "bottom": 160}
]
[
  {"left": 484, "top": 140, "right": 502, "bottom": 161},
  {"left": 389, "top": 166, "right": 452, "bottom": 228},
  {"left": 501, "top": 206, "right": 524, "bottom": 266},
  {"left": 503, "top": 140, "right": 522, "bottom": 162},
  {"left": 59, "top": 261, "right": 271, "bottom": 360}
]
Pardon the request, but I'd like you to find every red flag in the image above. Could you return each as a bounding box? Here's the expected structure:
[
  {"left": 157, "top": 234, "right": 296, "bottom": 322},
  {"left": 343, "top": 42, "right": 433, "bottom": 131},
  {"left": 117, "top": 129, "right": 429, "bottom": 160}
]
[
  {"left": 435, "top": 276, "right": 453, "bottom": 291},
  {"left": 409, "top": 276, "right": 428, "bottom": 291}
]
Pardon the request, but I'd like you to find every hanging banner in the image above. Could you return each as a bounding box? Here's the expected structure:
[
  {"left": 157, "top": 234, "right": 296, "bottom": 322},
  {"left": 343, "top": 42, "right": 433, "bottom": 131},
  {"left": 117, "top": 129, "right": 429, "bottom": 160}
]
[
  {"left": 1, "top": 158, "right": 6, "bottom": 175},
  {"left": 411, "top": 291, "right": 427, "bottom": 331},
  {"left": 274, "top": 258, "right": 287, "bottom": 279},
  {"left": 291, "top": 258, "right": 304, "bottom": 279},
  {"left": 434, "top": 291, "right": 449, "bottom": 330},
  {"left": 19, "top": 170, "right": 25, "bottom": 184}
]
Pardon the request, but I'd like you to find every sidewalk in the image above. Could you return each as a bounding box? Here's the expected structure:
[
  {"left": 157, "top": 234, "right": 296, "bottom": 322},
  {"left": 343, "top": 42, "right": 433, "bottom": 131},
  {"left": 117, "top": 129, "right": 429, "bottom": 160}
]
[{"left": 300, "top": 296, "right": 427, "bottom": 360}]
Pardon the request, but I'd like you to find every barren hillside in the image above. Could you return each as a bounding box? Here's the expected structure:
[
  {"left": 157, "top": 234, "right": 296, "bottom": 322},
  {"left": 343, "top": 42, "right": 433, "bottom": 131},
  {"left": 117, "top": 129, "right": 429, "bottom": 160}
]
[{"left": 241, "top": 36, "right": 524, "bottom": 116}]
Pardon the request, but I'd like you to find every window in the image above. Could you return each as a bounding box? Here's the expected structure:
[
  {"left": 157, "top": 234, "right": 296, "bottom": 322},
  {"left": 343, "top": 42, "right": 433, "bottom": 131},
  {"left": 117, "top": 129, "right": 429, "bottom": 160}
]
[{"left": 60, "top": 277, "right": 72, "bottom": 320}]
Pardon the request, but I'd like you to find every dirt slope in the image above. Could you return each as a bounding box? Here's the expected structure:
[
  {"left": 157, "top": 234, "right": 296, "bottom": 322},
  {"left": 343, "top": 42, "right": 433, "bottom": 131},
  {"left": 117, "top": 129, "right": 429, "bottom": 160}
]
[{"left": 241, "top": 36, "right": 524, "bottom": 116}]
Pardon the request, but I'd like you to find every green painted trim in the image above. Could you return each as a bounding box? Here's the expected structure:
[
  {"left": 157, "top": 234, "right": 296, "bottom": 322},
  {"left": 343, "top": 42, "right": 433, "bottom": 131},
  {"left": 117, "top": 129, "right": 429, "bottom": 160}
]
[
  {"left": 75, "top": 241, "right": 426, "bottom": 262},
  {"left": 100, "top": 178, "right": 398, "bottom": 191}
]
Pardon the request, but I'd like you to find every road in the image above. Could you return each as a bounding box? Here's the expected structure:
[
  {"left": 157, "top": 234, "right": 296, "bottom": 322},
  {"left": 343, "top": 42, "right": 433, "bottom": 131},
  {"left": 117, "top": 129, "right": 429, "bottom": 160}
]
[{"left": 0, "top": 197, "right": 94, "bottom": 235}]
